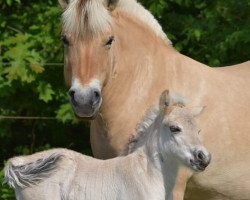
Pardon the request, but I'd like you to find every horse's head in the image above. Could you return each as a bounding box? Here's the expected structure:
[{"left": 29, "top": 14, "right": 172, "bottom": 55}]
[
  {"left": 158, "top": 90, "right": 211, "bottom": 172},
  {"left": 58, "top": 0, "right": 171, "bottom": 119},
  {"left": 58, "top": 0, "right": 118, "bottom": 119}
]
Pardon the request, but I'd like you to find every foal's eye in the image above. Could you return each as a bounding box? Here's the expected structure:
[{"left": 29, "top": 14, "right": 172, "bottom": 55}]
[
  {"left": 61, "top": 35, "right": 69, "bottom": 46},
  {"left": 169, "top": 125, "right": 182, "bottom": 133},
  {"left": 104, "top": 36, "right": 114, "bottom": 48}
]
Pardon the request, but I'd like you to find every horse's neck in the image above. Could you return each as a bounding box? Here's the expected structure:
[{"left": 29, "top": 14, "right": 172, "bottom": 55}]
[
  {"left": 96, "top": 12, "right": 210, "bottom": 155},
  {"left": 104, "top": 15, "right": 208, "bottom": 107}
]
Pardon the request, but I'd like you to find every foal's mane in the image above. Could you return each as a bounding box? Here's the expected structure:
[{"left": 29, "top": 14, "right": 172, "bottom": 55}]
[
  {"left": 128, "top": 107, "right": 160, "bottom": 154},
  {"left": 128, "top": 93, "right": 188, "bottom": 153},
  {"left": 61, "top": 0, "right": 171, "bottom": 43}
]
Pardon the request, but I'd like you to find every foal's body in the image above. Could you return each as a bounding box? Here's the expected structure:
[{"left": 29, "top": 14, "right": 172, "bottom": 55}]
[
  {"left": 5, "top": 91, "right": 210, "bottom": 200},
  {"left": 8, "top": 149, "right": 165, "bottom": 200}
]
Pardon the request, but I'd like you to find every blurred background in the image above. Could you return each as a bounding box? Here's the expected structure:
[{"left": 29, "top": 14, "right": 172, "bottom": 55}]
[{"left": 0, "top": 0, "right": 249, "bottom": 198}]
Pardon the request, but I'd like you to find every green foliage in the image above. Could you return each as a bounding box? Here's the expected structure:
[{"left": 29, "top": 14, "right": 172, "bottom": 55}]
[
  {"left": 56, "top": 103, "right": 79, "bottom": 124},
  {"left": 0, "top": 166, "right": 15, "bottom": 199},
  {"left": 1, "top": 33, "right": 44, "bottom": 83},
  {"left": 0, "top": 0, "right": 249, "bottom": 199},
  {"left": 0, "top": 1, "right": 90, "bottom": 198},
  {"left": 141, "top": 0, "right": 250, "bottom": 66}
]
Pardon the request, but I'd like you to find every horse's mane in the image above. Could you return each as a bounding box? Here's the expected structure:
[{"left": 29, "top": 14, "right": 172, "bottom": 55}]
[{"left": 61, "top": 0, "right": 171, "bottom": 43}]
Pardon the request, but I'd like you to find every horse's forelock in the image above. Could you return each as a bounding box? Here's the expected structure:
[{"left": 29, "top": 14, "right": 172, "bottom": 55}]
[
  {"left": 61, "top": 0, "right": 171, "bottom": 43},
  {"left": 62, "top": 0, "right": 112, "bottom": 38}
]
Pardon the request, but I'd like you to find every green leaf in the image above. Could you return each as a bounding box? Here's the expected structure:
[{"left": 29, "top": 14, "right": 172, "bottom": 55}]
[
  {"left": 6, "top": 0, "right": 12, "bottom": 6},
  {"left": 194, "top": 29, "right": 201, "bottom": 41},
  {"left": 37, "top": 82, "right": 55, "bottom": 103},
  {"left": 56, "top": 103, "right": 78, "bottom": 124},
  {"left": 29, "top": 63, "right": 44, "bottom": 74}
]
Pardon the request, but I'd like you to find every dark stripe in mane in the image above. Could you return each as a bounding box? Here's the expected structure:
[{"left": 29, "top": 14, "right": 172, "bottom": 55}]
[
  {"left": 77, "top": 0, "right": 87, "bottom": 18},
  {"left": 127, "top": 107, "right": 160, "bottom": 153}
]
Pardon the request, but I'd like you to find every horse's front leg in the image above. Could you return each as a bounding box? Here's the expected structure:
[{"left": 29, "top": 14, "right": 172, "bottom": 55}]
[{"left": 172, "top": 167, "right": 193, "bottom": 200}]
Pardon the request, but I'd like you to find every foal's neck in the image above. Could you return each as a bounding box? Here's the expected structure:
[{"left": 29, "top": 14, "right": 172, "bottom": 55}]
[{"left": 138, "top": 127, "right": 180, "bottom": 199}]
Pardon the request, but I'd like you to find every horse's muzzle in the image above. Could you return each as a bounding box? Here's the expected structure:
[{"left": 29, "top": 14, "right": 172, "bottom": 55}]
[{"left": 68, "top": 87, "right": 102, "bottom": 119}]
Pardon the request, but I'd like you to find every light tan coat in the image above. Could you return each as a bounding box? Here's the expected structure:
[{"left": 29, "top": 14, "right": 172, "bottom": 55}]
[{"left": 59, "top": 0, "right": 250, "bottom": 199}]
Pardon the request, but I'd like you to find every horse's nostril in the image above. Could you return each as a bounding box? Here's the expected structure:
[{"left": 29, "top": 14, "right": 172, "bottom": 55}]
[
  {"left": 92, "top": 90, "right": 101, "bottom": 105},
  {"left": 68, "top": 89, "right": 78, "bottom": 106},
  {"left": 69, "top": 89, "right": 75, "bottom": 99}
]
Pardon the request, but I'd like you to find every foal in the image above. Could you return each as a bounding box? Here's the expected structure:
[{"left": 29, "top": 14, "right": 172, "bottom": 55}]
[{"left": 4, "top": 90, "right": 211, "bottom": 200}]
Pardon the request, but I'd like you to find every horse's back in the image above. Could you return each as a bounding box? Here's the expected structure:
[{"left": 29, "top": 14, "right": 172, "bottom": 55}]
[{"left": 217, "top": 60, "right": 250, "bottom": 77}]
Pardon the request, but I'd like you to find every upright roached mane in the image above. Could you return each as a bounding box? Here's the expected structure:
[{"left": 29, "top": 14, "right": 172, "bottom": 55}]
[
  {"left": 129, "top": 92, "right": 188, "bottom": 154},
  {"left": 61, "top": 0, "right": 171, "bottom": 43}
]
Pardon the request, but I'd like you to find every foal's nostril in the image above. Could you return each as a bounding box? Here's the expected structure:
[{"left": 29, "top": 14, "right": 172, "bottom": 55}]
[
  {"left": 194, "top": 150, "right": 211, "bottom": 169},
  {"left": 197, "top": 151, "right": 206, "bottom": 161}
]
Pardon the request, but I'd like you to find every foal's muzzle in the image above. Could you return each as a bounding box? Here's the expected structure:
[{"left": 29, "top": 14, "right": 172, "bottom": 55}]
[
  {"left": 190, "top": 148, "right": 211, "bottom": 172},
  {"left": 68, "top": 87, "right": 102, "bottom": 119}
]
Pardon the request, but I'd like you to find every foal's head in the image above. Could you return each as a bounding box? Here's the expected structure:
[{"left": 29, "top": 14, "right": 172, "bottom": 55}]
[{"left": 158, "top": 90, "right": 211, "bottom": 172}]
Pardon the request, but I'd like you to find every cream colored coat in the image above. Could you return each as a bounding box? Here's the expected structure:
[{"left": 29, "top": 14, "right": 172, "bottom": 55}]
[{"left": 4, "top": 93, "right": 210, "bottom": 200}]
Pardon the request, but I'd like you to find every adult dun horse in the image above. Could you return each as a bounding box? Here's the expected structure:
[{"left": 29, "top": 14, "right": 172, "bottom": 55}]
[{"left": 58, "top": 0, "right": 250, "bottom": 199}]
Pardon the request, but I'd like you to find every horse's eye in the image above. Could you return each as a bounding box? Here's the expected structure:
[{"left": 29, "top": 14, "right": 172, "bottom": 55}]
[
  {"left": 169, "top": 125, "right": 182, "bottom": 133},
  {"left": 61, "top": 35, "right": 69, "bottom": 46},
  {"left": 104, "top": 36, "right": 114, "bottom": 48}
]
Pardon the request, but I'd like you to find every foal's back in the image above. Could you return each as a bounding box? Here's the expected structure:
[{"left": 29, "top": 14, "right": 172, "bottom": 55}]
[
  {"left": 5, "top": 148, "right": 164, "bottom": 200},
  {"left": 5, "top": 149, "right": 77, "bottom": 200}
]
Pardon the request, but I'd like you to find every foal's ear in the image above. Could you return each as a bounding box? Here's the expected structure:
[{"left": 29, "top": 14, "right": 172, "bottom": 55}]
[
  {"left": 159, "top": 90, "right": 171, "bottom": 110},
  {"left": 189, "top": 106, "right": 206, "bottom": 117},
  {"left": 58, "top": 0, "right": 69, "bottom": 9},
  {"left": 105, "top": 0, "right": 119, "bottom": 11}
]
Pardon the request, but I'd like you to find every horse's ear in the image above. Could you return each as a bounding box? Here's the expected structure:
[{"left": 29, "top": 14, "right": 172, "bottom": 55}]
[
  {"left": 189, "top": 106, "right": 206, "bottom": 117},
  {"left": 159, "top": 90, "right": 171, "bottom": 110},
  {"left": 106, "top": 0, "right": 119, "bottom": 11},
  {"left": 58, "top": 0, "right": 69, "bottom": 9}
]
